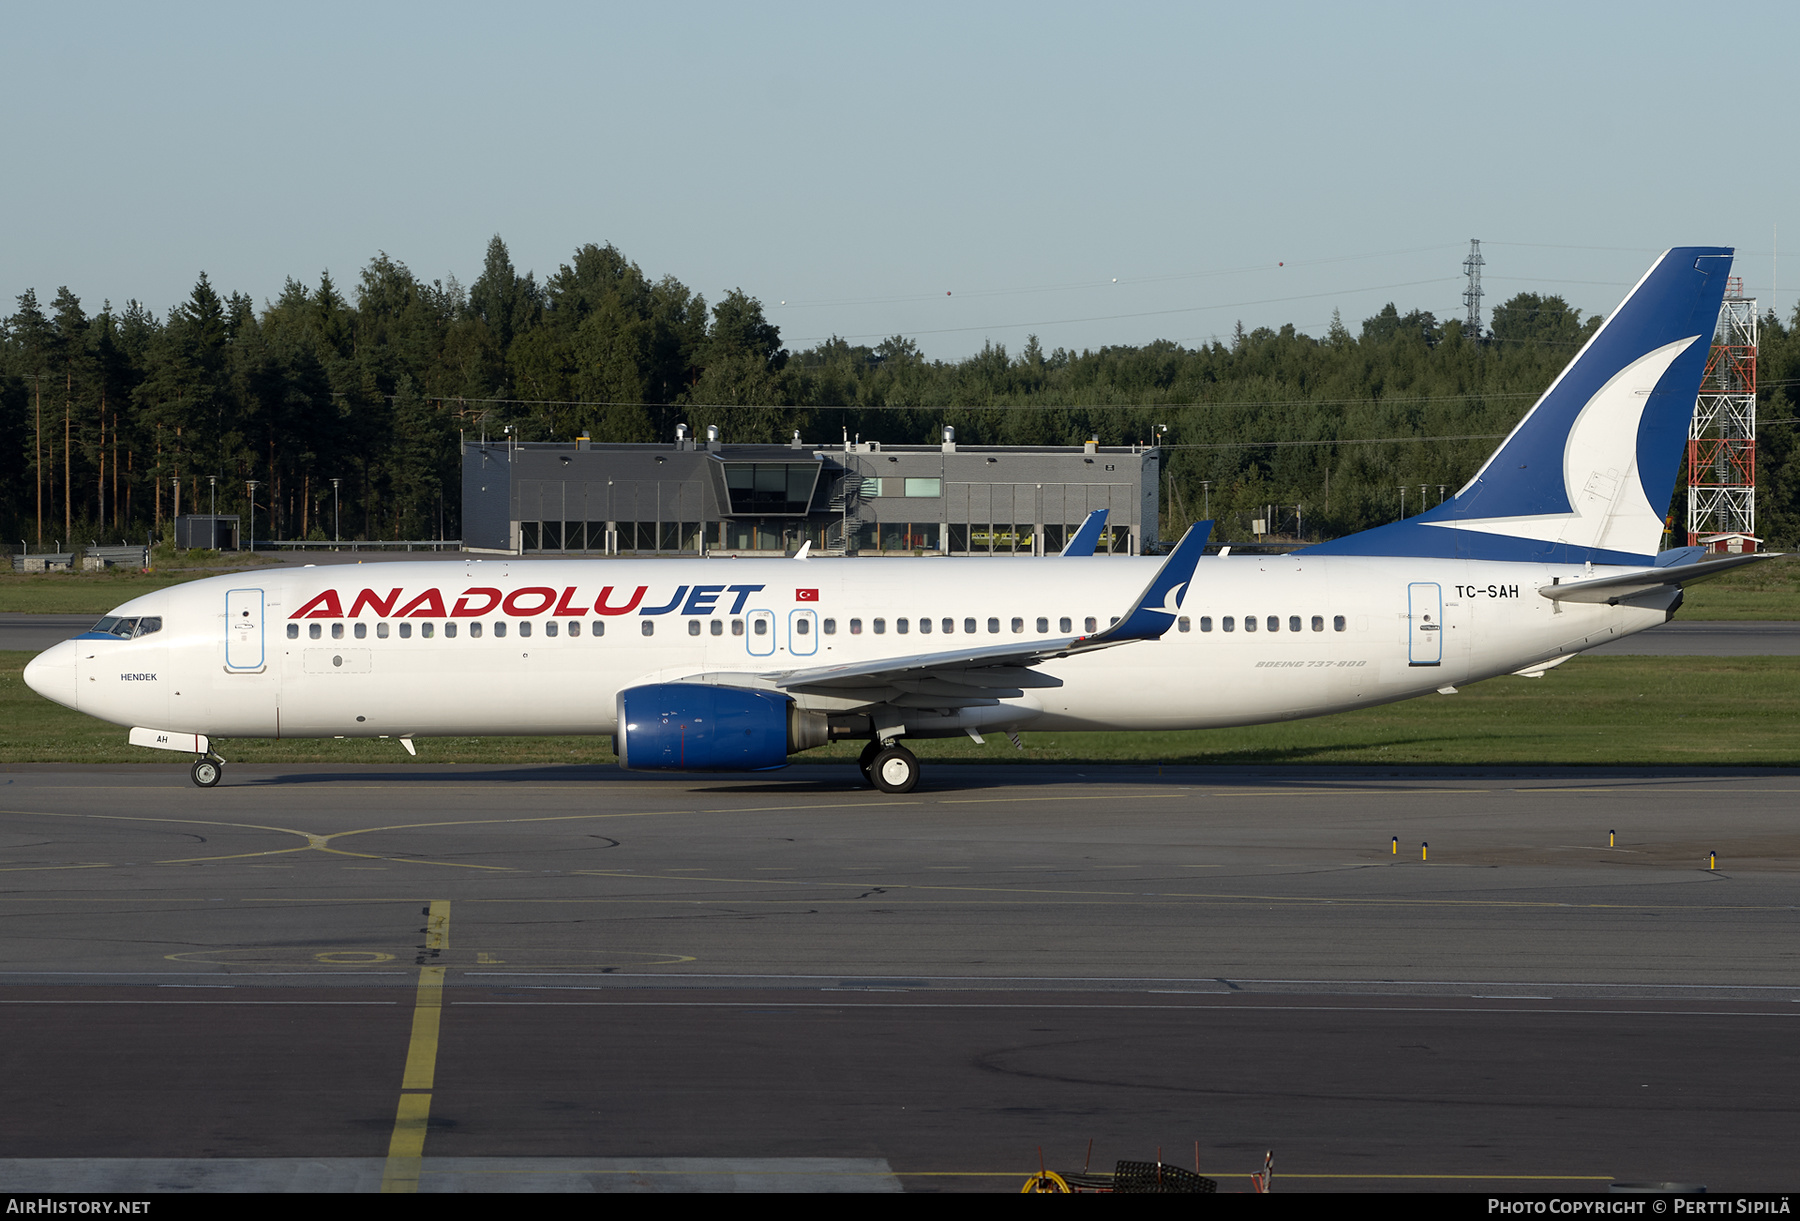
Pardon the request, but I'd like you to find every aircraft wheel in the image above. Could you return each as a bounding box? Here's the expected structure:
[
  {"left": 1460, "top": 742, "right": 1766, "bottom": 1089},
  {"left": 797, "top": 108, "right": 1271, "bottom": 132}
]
[
  {"left": 870, "top": 746, "right": 919, "bottom": 795},
  {"left": 191, "top": 759, "right": 222, "bottom": 788},
  {"left": 857, "top": 740, "right": 881, "bottom": 786}
]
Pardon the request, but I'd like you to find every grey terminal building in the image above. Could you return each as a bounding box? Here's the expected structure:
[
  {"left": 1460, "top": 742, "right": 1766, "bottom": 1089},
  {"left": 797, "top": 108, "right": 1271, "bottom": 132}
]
[{"left": 462, "top": 428, "right": 1160, "bottom": 557}]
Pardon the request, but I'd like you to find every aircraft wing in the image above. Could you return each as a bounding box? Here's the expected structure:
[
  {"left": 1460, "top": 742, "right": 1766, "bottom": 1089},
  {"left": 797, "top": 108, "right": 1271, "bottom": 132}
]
[
  {"left": 764, "top": 521, "right": 1212, "bottom": 708},
  {"left": 1537, "top": 552, "right": 1773, "bottom": 605},
  {"left": 1059, "top": 509, "right": 1109, "bottom": 556}
]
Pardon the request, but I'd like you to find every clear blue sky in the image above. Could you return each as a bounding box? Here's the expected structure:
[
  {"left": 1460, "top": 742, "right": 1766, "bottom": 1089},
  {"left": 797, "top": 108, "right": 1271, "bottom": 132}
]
[{"left": 6, "top": 1, "right": 1794, "bottom": 359}]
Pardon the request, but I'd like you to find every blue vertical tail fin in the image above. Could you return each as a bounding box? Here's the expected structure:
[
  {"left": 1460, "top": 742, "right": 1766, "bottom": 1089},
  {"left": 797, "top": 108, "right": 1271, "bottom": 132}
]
[{"left": 1301, "top": 246, "right": 1734, "bottom": 563}]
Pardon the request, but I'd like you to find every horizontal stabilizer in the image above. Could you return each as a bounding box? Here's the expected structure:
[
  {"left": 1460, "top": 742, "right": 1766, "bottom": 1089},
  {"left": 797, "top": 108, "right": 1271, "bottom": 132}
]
[{"left": 1538, "top": 552, "right": 1774, "bottom": 604}]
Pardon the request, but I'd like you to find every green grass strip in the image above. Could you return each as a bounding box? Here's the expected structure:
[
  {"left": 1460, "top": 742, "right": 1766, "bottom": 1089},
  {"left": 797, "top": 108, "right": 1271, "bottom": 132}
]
[{"left": 1, "top": 650, "right": 1793, "bottom": 768}]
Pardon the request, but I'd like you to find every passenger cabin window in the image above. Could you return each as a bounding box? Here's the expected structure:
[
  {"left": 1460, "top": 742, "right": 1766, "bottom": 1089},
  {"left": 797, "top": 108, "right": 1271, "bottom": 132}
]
[
  {"left": 1245, "top": 616, "right": 1257, "bottom": 632},
  {"left": 1267, "top": 616, "right": 1279, "bottom": 632},
  {"left": 445, "top": 622, "right": 458, "bottom": 638},
  {"left": 591, "top": 621, "right": 604, "bottom": 637},
  {"left": 1200, "top": 617, "right": 1213, "bottom": 632},
  {"left": 1036, "top": 617, "right": 1048, "bottom": 633},
  {"left": 470, "top": 622, "right": 483, "bottom": 638},
  {"left": 518, "top": 622, "right": 531, "bottom": 638},
  {"left": 332, "top": 623, "right": 345, "bottom": 640},
  {"left": 399, "top": 622, "right": 412, "bottom": 639},
  {"left": 309, "top": 623, "right": 322, "bottom": 640},
  {"left": 897, "top": 618, "right": 909, "bottom": 634},
  {"left": 709, "top": 620, "right": 722, "bottom": 636},
  {"left": 795, "top": 618, "right": 810, "bottom": 636},
  {"left": 1289, "top": 616, "right": 1302, "bottom": 633},
  {"left": 421, "top": 623, "right": 435, "bottom": 638},
  {"left": 688, "top": 620, "right": 701, "bottom": 636},
  {"left": 1083, "top": 617, "right": 1096, "bottom": 633},
  {"left": 545, "top": 621, "right": 559, "bottom": 637},
  {"left": 492, "top": 622, "right": 505, "bottom": 638},
  {"left": 1178, "top": 616, "right": 1190, "bottom": 632},
  {"left": 850, "top": 618, "right": 863, "bottom": 635},
  {"left": 287, "top": 623, "right": 298, "bottom": 639},
  {"left": 753, "top": 619, "right": 767, "bottom": 636},
  {"left": 1311, "top": 616, "right": 1323, "bottom": 632},
  {"left": 732, "top": 619, "right": 744, "bottom": 636},
  {"left": 823, "top": 618, "right": 836, "bottom": 635},
  {"left": 568, "top": 621, "right": 581, "bottom": 637},
  {"left": 1334, "top": 615, "right": 1347, "bottom": 632},
  {"left": 1060, "top": 617, "right": 1072, "bottom": 633},
  {"left": 919, "top": 618, "right": 933, "bottom": 634},
  {"left": 1222, "top": 616, "right": 1235, "bottom": 632},
  {"left": 873, "top": 618, "right": 886, "bottom": 634},
  {"left": 1012, "top": 617, "right": 1024, "bottom": 633},
  {"left": 641, "top": 621, "right": 654, "bottom": 636},
  {"left": 354, "top": 623, "right": 367, "bottom": 639}
]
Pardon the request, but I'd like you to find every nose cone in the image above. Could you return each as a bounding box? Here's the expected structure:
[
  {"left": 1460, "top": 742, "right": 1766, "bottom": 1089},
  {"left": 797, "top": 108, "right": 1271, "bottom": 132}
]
[{"left": 23, "top": 641, "right": 79, "bottom": 712}]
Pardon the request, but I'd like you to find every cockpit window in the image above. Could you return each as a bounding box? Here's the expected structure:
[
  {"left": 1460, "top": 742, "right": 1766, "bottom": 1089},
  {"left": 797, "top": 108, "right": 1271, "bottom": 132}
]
[
  {"left": 135, "top": 617, "right": 162, "bottom": 637},
  {"left": 92, "top": 616, "right": 139, "bottom": 638}
]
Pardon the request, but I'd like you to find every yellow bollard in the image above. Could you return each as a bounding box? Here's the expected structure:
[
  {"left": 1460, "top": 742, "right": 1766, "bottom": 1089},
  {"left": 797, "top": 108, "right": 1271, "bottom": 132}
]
[
  {"left": 1609, "top": 829, "right": 1615, "bottom": 847},
  {"left": 1709, "top": 851, "right": 1716, "bottom": 871},
  {"left": 1421, "top": 841, "right": 1428, "bottom": 862},
  {"left": 1392, "top": 836, "right": 1398, "bottom": 856}
]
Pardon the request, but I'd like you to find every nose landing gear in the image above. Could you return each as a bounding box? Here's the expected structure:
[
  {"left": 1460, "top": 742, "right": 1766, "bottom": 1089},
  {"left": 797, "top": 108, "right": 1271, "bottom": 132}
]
[{"left": 190, "top": 754, "right": 225, "bottom": 788}]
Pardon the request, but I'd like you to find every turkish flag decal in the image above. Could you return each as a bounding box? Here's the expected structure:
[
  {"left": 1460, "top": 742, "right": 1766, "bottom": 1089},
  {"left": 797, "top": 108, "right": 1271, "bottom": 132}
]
[{"left": 795, "top": 588, "right": 819, "bottom": 602}]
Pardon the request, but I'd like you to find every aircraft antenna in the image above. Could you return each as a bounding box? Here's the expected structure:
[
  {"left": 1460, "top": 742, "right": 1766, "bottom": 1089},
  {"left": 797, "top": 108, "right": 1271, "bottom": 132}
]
[
  {"left": 1462, "top": 239, "right": 1485, "bottom": 339},
  {"left": 1686, "top": 279, "right": 1758, "bottom": 551}
]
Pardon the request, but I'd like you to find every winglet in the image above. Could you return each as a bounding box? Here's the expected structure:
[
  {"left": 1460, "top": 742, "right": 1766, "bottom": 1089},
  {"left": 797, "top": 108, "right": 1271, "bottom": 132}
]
[
  {"left": 1085, "top": 520, "right": 1212, "bottom": 643},
  {"left": 1059, "top": 509, "right": 1110, "bottom": 556}
]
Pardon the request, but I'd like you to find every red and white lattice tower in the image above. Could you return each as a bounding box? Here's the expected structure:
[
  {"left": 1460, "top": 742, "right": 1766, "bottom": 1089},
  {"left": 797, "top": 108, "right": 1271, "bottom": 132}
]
[{"left": 1686, "top": 278, "right": 1757, "bottom": 550}]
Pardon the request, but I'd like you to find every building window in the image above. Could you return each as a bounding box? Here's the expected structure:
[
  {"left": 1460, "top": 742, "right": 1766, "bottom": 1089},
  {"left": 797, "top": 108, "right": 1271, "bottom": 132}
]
[{"left": 903, "top": 477, "right": 941, "bottom": 497}]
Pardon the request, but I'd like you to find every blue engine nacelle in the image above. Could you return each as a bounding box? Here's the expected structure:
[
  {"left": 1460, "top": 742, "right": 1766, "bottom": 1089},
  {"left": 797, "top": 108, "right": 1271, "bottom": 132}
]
[{"left": 615, "top": 683, "right": 828, "bottom": 772}]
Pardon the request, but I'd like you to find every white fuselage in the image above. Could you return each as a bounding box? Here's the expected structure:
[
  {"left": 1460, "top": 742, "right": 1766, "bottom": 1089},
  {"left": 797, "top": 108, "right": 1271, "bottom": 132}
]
[{"left": 33, "top": 554, "right": 1662, "bottom": 743}]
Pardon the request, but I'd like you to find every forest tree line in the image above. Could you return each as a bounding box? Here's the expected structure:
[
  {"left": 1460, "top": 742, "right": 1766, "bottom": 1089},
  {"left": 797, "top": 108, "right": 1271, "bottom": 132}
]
[{"left": 3, "top": 235, "right": 1796, "bottom": 550}]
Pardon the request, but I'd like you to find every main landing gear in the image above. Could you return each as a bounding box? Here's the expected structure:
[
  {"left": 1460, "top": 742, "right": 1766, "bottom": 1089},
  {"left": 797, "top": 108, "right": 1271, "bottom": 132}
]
[
  {"left": 859, "top": 739, "right": 919, "bottom": 794},
  {"left": 190, "top": 755, "right": 224, "bottom": 788}
]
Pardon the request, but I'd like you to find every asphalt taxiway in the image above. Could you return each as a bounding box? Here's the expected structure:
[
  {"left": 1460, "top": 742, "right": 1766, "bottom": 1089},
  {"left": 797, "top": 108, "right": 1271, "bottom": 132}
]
[{"left": 1, "top": 763, "right": 1796, "bottom": 1192}]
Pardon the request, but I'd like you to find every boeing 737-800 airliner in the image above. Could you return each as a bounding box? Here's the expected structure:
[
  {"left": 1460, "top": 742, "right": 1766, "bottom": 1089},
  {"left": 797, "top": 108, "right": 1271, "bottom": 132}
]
[{"left": 23, "top": 247, "right": 1766, "bottom": 793}]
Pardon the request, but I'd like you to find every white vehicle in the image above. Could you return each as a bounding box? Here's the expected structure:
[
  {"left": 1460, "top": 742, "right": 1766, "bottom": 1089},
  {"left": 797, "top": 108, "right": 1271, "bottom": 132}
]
[{"left": 25, "top": 247, "right": 1763, "bottom": 793}]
